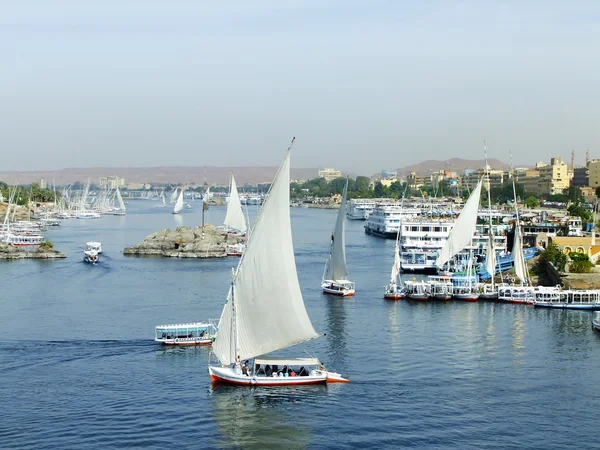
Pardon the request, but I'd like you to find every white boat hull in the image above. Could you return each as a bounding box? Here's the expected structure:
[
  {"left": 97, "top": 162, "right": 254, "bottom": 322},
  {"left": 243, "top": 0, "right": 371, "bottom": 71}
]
[{"left": 208, "top": 366, "right": 347, "bottom": 386}]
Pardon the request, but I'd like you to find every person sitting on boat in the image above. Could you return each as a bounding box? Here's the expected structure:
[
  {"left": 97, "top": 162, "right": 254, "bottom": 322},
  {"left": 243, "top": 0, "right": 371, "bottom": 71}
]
[
  {"left": 290, "top": 369, "right": 296, "bottom": 377},
  {"left": 264, "top": 364, "right": 272, "bottom": 377},
  {"left": 242, "top": 361, "right": 249, "bottom": 376}
]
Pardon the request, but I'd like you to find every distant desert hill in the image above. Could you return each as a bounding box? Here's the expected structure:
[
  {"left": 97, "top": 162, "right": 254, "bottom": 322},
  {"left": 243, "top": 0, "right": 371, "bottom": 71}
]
[
  {"left": 0, "top": 166, "right": 319, "bottom": 186},
  {"left": 397, "top": 158, "right": 509, "bottom": 175}
]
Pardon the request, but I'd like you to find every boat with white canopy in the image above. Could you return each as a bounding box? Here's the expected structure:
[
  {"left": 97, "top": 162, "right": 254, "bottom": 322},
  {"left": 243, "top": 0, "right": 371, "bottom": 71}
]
[
  {"left": 155, "top": 322, "right": 216, "bottom": 345},
  {"left": 208, "top": 140, "right": 349, "bottom": 386},
  {"left": 321, "top": 178, "right": 355, "bottom": 297}
]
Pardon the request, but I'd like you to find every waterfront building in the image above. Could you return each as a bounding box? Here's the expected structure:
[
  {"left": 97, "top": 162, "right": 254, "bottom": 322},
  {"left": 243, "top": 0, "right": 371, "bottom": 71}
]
[
  {"left": 318, "top": 168, "right": 342, "bottom": 182},
  {"left": 99, "top": 176, "right": 125, "bottom": 189}
]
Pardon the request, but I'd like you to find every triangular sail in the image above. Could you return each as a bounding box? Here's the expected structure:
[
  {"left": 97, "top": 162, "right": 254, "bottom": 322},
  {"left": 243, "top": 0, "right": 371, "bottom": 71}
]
[
  {"left": 512, "top": 222, "right": 527, "bottom": 283},
  {"left": 223, "top": 175, "right": 247, "bottom": 233},
  {"left": 485, "top": 235, "right": 496, "bottom": 277},
  {"left": 116, "top": 187, "right": 126, "bottom": 211},
  {"left": 391, "top": 244, "right": 401, "bottom": 283},
  {"left": 212, "top": 147, "right": 319, "bottom": 366},
  {"left": 435, "top": 178, "right": 483, "bottom": 268},
  {"left": 173, "top": 190, "right": 184, "bottom": 214},
  {"left": 323, "top": 179, "right": 349, "bottom": 281},
  {"left": 169, "top": 189, "right": 178, "bottom": 204}
]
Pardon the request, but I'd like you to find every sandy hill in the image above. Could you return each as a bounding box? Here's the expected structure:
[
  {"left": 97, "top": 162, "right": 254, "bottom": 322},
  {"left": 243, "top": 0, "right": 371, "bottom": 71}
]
[{"left": 0, "top": 166, "right": 319, "bottom": 186}]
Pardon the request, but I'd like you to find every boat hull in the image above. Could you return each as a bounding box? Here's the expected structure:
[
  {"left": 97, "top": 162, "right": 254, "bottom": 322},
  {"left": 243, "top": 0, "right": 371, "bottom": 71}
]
[
  {"left": 593, "top": 321, "right": 600, "bottom": 333},
  {"left": 384, "top": 293, "right": 404, "bottom": 300},
  {"left": 156, "top": 338, "right": 212, "bottom": 346},
  {"left": 453, "top": 294, "right": 479, "bottom": 301},
  {"left": 322, "top": 287, "right": 355, "bottom": 297},
  {"left": 534, "top": 302, "right": 600, "bottom": 310},
  {"left": 209, "top": 366, "right": 334, "bottom": 386}
]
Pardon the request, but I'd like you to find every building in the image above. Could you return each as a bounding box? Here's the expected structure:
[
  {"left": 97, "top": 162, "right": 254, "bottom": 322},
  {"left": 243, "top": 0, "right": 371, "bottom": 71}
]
[
  {"left": 99, "top": 176, "right": 125, "bottom": 189},
  {"left": 406, "top": 172, "right": 431, "bottom": 189},
  {"left": 587, "top": 159, "right": 600, "bottom": 188},
  {"left": 551, "top": 236, "right": 600, "bottom": 264},
  {"left": 572, "top": 166, "right": 589, "bottom": 187},
  {"left": 318, "top": 168, "right": 342, "bottom": 182},
  {"left": 380, "top": 178, "right": 398, "bottom": 188},
  {"left": 538, "top": 157, "right": 570, "bottom": 196},
  {"left": 40, "top": 178, "right": 46, "bottom": 189}
]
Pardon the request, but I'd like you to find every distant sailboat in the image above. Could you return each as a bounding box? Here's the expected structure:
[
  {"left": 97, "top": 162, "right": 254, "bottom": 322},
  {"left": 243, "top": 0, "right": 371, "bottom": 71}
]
[
  {"left": 321, "top": 178, "right": 355, "bottom": 297},
  {"left": 113, "top": 187, "right": 126, "bottom": 216},
  {"left": 154, "top": 190, "right": 168, "bottom": 208},
  {"left": 173, "top": 189, "right": 184, "bottom": 214},
  {"left": 223, "top": 173, "right": 247, "bottom": 235},
  {"left": 169, "top": 188, "right": 178, "bottom": 205},
  {"left": 208, "top": 140, "right": 349, "bottom": 386}
]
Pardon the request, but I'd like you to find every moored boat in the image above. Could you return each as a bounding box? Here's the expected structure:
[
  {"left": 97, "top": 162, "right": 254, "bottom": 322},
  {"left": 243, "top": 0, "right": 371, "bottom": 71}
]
[
  {"left": 533, "top": 289, "right": 600, "bottom": 310},
  {"left": 208, "top": 139, "right": 348, "bottom": 386},
  {"left": 404, "top": 280, "right": 429, "bottom": 300},
  {"left": 155, "top": 322, "right": 216, "bottom": 345},
  {"left": 428, "top": 275, "right": 453, "bottom": 300}
]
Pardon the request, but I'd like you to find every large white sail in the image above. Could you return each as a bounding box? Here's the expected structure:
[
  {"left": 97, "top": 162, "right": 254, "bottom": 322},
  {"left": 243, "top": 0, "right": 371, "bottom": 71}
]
[
  {"left": 323, "top": 179, "right": 349, "bottom": 281},
  {"left": 173, "top": 190, "right": 184, "bottom": 214},
  {"left": 485, "top": 235, "right": 496, "bottom": 277},
  {"left": 212, "top": 149, "right": 319, "bottom": 365},
  {"left": 436, "top": 178, "right": 483, "bottom": 268},
  {"left": 391, "top": 244, "right": 401, "bottom": 283},
  {"left": 512, "top": 222, "right": 527, "bottom": 283},
  {"left": 223, "top": 175, "right": 247, "bottom": 233},
  {"left": 116, "top": 187, "right": 126, "bottom": 211}
]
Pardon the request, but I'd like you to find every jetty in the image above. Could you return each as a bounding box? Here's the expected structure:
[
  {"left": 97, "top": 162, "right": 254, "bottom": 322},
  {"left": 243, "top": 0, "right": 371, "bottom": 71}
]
[{"left": 123, "top": 224, "right": 242, "bottom": 258}]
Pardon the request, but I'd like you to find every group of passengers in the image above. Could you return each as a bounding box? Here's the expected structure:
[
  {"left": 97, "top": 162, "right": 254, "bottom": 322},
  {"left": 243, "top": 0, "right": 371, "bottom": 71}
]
[{"left": 240, "top": 361, "right": 309, "bottom": 377}]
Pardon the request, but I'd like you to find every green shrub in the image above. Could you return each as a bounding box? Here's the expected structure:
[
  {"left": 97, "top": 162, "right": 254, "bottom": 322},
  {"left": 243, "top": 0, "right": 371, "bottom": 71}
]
[
  {"left": 569, "top": 252, "right": 593, "bottom": 273},
  {"left": 39, "top": 240, "right": 53, "bottom": 250}
]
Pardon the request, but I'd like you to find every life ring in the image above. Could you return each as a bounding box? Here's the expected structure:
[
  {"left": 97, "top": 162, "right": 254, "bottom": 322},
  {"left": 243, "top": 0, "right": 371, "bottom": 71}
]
[
  {"left": 175, "top": 338, "right": 179, "bottom": 343},
  {"left": 250, "top": 376, "right": 257, "bottom": 385}
]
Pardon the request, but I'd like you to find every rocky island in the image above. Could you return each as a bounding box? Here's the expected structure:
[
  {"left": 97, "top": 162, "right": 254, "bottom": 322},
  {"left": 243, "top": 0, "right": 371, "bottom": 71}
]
[
  {"left": 123, "top": 224, "right": 243, "bottom": 258},
  {"left": 0, "top": 243, "right": 66, "bottom": 260}
]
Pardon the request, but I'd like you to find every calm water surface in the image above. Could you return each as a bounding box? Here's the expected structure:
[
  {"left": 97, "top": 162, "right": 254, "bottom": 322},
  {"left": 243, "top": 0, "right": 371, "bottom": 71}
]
[{"left": 2, "top": 202, "right": 600, "bottom": 449}]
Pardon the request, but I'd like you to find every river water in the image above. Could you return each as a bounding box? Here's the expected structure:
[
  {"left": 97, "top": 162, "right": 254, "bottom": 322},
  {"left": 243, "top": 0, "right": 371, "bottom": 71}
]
[{"left": 1, "top": 202, "right": 599, "bottom": 449}]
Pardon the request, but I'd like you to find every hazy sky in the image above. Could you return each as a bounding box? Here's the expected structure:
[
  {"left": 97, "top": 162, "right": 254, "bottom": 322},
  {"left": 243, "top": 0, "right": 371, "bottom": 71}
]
[{"left": 2, "top": 1, "right": 599, "bottom": 174}]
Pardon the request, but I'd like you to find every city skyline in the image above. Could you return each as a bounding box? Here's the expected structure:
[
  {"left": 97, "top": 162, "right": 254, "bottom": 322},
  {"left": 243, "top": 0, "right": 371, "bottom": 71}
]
[{"left": 2, "top": 1, "right": 599, "bottom": 173}]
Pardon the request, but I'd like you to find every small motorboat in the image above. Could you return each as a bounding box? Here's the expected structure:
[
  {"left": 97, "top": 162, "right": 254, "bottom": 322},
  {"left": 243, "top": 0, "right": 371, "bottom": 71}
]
[
  {"left": 83, "top": 249, "right": 99, "bottom": 265},
  {"left": 226, "top": 243, "right": 246, "bottom": 257}
]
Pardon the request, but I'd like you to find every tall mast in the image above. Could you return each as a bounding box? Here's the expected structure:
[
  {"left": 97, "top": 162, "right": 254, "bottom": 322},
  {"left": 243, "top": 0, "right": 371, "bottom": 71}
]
[
  {"left": 485, "top": 141, "right": 494, "bottom": 289},
  {"left": 230, "top": 268, "right": 240, "bottom": 368}
]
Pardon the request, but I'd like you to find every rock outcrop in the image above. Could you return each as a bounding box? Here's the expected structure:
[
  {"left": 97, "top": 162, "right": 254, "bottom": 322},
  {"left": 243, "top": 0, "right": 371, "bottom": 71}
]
[
  {"left": 123, "top": 224, "right": 242, "bottom": 258},
  {"left": 0, "top": 244, "right": 66, "bottom": 260}
]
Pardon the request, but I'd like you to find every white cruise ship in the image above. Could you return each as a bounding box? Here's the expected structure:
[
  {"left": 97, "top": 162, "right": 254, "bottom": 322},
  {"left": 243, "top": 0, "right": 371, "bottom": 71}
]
[{"left": 363, "top": 206, "right": 420, "bottom": 238}]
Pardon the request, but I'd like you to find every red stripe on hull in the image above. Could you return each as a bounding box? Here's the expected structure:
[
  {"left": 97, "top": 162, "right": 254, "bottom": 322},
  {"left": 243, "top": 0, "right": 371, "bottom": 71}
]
[
  {"left": 163, "top": 341, "right": 211, "bottom": 346},
  {"left": 384, "top": 294, "right": 404, "bottom": 300},
  {"left": 210, "top": 375, "right": 327, "bottom": 386}
]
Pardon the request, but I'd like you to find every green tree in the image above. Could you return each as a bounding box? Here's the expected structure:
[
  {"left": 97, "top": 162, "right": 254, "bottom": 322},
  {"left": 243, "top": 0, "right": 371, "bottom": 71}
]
[{"left": 525, "top": 196, "right": 540, "bottom": 208}]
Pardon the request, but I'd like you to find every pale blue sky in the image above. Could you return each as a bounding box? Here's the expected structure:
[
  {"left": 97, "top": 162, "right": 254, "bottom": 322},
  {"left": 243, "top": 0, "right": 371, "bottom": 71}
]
[{"left": 1, "top": 1, "right": 599, "bottom": 174}]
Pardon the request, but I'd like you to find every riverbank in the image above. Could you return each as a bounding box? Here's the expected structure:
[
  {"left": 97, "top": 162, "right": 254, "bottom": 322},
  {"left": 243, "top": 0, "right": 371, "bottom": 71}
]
[
  {"left": 0, "top": 244, "right": 66, "bottom": 260},
  {"left": 123, "top": 224, "right": 242, "bottom": 258}
]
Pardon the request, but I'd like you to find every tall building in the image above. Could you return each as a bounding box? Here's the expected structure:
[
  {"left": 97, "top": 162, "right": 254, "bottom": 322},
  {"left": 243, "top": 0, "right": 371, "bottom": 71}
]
[
  {"left": 588, "top": 160, "right": 600, "bottom": 188},
  {"left": 538, "top": 157, "right": 569, "bottom": 195},
  {"left": 571, "top": 166, "right": 589, "bottom": 187},
  {"left": 318, "top": 168, "right": 342, "bottom": 182},
  {"left": 99, "top": 176, "right": 125, "bottom": 189}
]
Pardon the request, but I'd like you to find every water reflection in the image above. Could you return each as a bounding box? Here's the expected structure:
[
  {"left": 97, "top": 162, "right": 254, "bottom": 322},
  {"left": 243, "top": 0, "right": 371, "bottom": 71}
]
[
  {"left": 324, "top": 297, "right": 347, "bottom": 371},
  {"left": 511, "top": 306, "right": 526, "bottom": 365},
  {"left": 209, "top": 384, "right": 322, "bottom": 449},
  {"left": 174, "top": 214, "right": 184, "bottom": 226}
]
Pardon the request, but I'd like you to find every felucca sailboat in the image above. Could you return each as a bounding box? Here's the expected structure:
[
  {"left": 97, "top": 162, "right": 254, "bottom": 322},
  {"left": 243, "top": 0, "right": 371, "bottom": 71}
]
[
  {"left": 209, "top": 140, "right": 349, "bottom": 386},
  {"left": 384, "top": 225, "right": 404, "bottom": 299},
  {"left": 113, "top": 187, "right": 126, "bottom": 216},
  {"left": 223, "top": 173, "right": 248, "bottom": 256},
  {"left": 172, "top": 189, "right": 184, "bottom": 214},
  {"left": 435, "top": 177, "right": 483, "bottom": 301},
  {"left": 321, "top": 178, "right": 355, "bottom": 296}
]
